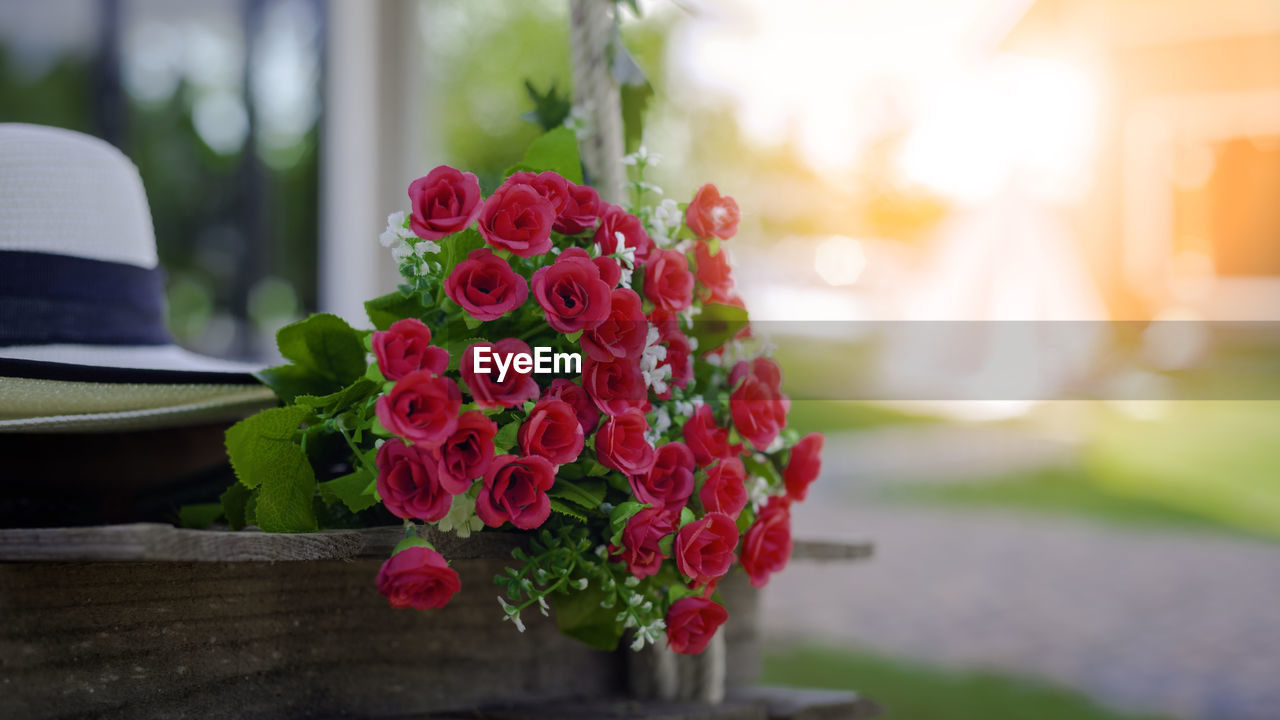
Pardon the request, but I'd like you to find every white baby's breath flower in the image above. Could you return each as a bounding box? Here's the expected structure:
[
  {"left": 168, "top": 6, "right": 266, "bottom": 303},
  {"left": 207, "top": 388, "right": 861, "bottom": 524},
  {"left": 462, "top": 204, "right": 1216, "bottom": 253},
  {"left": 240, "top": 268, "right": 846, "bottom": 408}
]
[
  {"left": 438, "top": 492, "right": 480, "bottom": 538},
  {"left": 414, "top": 240, "right": 441, "bottom": 257},
  {"left": 765, "top": 435, "right": 786, "bottom": 453},
  {"left": 674, "top": 238, "right": 695, "bottom": 254},
  {"left": 614, "top": 232, "right": 637, "bottom": 267},
  {"left": 391, "top": 242, "right": 415, "bottom": 262},
  {"left": 748, "top": 475, "right": 771, "bottom": 514},
  {"left": 573, "top": 577, "right": 589, "bottom": 591},
  {"left": 654, "top": 198, "right": 680, "bottom": 230},
  {"left": 673, "top": 399, "right": 695, "bottom": 419},
  {"left": 631, "top": 634, "right": 647, "bottom": 652},
  {"left": 678, "top": 303, "right": 701, "bottom": 327},
  {"left": 651, "top": 407, "right": 672, "bottom": 436}
]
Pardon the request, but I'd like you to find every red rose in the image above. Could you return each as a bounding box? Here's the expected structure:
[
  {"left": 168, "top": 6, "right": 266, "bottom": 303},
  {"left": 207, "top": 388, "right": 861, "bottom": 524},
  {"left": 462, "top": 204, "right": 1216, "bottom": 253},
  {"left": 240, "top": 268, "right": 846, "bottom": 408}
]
[
  {"left": 477, "top": 180, "right": 556, "bottom": 257},
  {"left": 582, "top": 355, "right": 648, "bottom": 417},
  {"left": 674, "top": 511, "right": 739, "bottom": 587},
  {"left": 581, "top": 288, "right": 648, "bottom": 362},
  {"left": 596, "top": 408, "right": 656, "bottom": 475},
  {"left": 542, "top": 378, "right": 601, "bottom": 436},
  {"left": 518, "top": 398, "right": 585, "bottom": 466},
  {"left": 630, "top": 441, "right": 695, "bottom": 512},
  {"left": 444, "top": 247, "right": 529, "bottom": 321},
  {"left": 376, "top": 438, "right": 451, "bottom": 521},
  {"left": 476, "top": 454, "right": 556, "bottom": 530},
  {"left": 376, "top": 545, "right": 462, "bottom": 610},
  {"left": 740, "top": 497, "right": 793, "bottom": 588},
  {"left": 556, "top": 182, "right": 603, "bottom": 234},
  {"left": 685, "top": 183, "right": 740, "bottom": 240},
  {"left": 729, "top": 360, "right": 790, "bottom": 451},
  {"left": 682, "top": 404, "right": 741, "bottom": 467},
  {"left": 372, "top": 318, "right": 449, "bottom": 381},
  {"left": 461, "top": 339, "right": 540, "bottom": 409},
  {"left": 700, "top": 457, "right": 748, "bottom": 518},
  {"left": 618, "top": 506, "right": 675, "bottom": 578},
  {"left": 648, "top": 307, "right": 680, "bottom": 336},
  {"left": 694, "top": 241, "right": 735, "bottom": 303},
  {"left": 594, "top": 204, "right": 654, "bottom": 264},
  {"left": 644, "top": 248, "right": 695, "bottom": 313},
  {"left": 666, "top": 596, "right": 728, "bottom": 655},
  {"left": 784, "top": 433, "right": 824, "bottom": 501},
  {"left": 507, "top": 170, "right": 570, "bottom": 212},
  {"left": 437, "top": 410, "right": 498, "bottom": 494},
  {"left": 407, "top": 165, "right": 483, "bottom": 241},
  {"left": 593, "top": 255, "right": 622, "bottom": 288},
  {"left": 376, "top": 369, "right": 462, "bottom": 447},
  {"left": 530, "top": 247, "right": 613, "bottom": 333}
]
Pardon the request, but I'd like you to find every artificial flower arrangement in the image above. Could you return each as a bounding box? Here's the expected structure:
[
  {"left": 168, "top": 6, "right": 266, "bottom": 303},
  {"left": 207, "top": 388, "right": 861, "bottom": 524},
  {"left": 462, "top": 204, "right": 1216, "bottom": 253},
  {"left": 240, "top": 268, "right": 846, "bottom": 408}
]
[{"left": 219, "top": 128, "right": 824, "bottom": 655}]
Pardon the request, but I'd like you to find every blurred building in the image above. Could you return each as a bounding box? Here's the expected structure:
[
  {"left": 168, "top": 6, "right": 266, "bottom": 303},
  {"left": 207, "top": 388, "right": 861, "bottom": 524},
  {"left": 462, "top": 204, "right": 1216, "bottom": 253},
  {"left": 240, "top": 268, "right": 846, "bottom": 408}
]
[{"left": 1003, "top": 0, "right": 1280, "bottom": 320}]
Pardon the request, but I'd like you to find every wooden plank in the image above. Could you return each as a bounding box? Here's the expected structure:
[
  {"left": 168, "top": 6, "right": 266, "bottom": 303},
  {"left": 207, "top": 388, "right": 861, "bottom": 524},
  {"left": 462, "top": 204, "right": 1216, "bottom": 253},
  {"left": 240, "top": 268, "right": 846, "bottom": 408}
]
[
  {"left": 0, "top": 557, "right": 622, "bottom": 719},
  {"left": 429, "top": 697, "right": 768, "bottom": 720},
  {"left": 729, "top": 687, "right": 882, "bottom": 720},
  {"left": 0, "top": 524, "right": 872, "bottom": 564}
]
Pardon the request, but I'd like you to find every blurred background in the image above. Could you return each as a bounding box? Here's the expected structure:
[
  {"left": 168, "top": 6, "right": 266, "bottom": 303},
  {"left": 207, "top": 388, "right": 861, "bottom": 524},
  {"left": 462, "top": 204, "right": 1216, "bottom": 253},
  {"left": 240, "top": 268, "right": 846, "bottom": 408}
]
[{"left": 1, "top": 0, "right": 1277, "bottom": 718}]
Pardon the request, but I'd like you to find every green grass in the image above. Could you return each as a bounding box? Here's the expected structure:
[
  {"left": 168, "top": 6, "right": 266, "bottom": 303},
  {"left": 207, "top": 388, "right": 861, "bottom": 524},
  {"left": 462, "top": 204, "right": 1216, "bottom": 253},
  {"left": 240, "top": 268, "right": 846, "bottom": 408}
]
[
  {"left": 761, "top": 646, "right": 1173, "bottom": 720},
  {"left": 882, "top": 401, "right": 1280, "bottom": 542}
]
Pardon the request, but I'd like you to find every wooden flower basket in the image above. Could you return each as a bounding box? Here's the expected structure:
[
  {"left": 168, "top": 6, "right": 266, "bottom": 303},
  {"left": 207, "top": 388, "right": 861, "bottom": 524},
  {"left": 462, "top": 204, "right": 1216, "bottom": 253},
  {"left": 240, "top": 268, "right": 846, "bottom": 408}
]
[{"left": 0, "top": 524, "right": 873, "bottom": 719}]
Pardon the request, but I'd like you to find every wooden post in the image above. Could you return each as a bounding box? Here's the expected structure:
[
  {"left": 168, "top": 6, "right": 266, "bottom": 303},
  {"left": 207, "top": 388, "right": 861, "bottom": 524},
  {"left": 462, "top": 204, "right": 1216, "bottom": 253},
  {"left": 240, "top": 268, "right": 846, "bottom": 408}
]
[{"left": 568, "top": 0, "right": 627, "bottom": 204}]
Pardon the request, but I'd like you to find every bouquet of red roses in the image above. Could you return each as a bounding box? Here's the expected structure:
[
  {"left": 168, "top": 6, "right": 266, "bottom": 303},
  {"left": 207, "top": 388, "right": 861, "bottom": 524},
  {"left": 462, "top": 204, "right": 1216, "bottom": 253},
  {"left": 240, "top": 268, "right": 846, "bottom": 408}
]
[{"left": 222, "top": 130, "right": 824, "bottom": 655}]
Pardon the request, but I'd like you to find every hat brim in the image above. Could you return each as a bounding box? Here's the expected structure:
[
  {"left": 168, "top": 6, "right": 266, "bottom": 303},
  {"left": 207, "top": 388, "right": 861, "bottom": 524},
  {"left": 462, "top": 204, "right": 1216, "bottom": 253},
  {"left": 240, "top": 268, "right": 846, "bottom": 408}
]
[{"left": 0, "top": 346, "right": 279, "bottom": 433}]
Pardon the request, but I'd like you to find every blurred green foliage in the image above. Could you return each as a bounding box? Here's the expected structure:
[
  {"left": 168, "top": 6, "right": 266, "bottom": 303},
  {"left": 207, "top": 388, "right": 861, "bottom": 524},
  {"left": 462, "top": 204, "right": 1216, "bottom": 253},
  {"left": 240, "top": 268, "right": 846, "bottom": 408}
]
[{"left": 763, "top": 645, "right": 1174, "bottom": 720}]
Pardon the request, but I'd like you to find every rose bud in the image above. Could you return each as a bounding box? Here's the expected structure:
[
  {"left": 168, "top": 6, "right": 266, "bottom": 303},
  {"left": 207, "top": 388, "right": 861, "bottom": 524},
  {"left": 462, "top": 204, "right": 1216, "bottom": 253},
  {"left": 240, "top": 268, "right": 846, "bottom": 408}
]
[
  {"left": 700, "top": 457, "right": 748, "bottom": 518},
  {"left": 594, "top": 204, "right": 654, "bottom": 264},
  {"left": 476, "top": 454, "right": 557, "bottom": 530},
  {"left": 783, "top": 433, "right": 824, "bottom": 501},
  {"left": 729, "top": 360, "right": 790, "bottom": 452},
  {"left": 461, "top": 339, "right": 540, "bottom": 409},
  {"left": 376, "top": 369, "right": 462, "bottom": 447},
  {"left": 618, "top": 507, "right": 675, "bottom": 578},
  {"left": 674, "top": 511, "right": 740, "bottom": 587},
  {"left": 682, "top": 404, "right": 740, "bottom": 467},
  {"left": 376, "top": 544, "right": 462, "bottom": 610},
  {"left": 694, "top": 241, "right": 735, "bottom": 303},
  {"left": 630, "top": 442, "right": 696, "bottom": 513},
  {"left": 596, "top": 408, "right": 656, "bottom": 476},
  {"left": 644, "top": 248, "right": 695, "bottom": 313},
  {"left": 542, "top": 378, "right": 601, "bottom": 436},
  {"left": 581, "top": 288, "right": 648, "bottom": 362},
  {"left": 444, "top": 247, "right": 529, "bottom": 321},
  {"left": 477, "top": 179, "right": 556, "bottom": 257},
  {"left": 685, "top": 183, "right": 740, "bottom": 240},
  {"left": 530, "top": 247, "right": 614, "bottom": 333},
  {"left": 376, "top": 438, "right": 452, "bottom": 522},
  {"left": 372, "top": 318, "right": 449, "bottom": 381},
  {"left": 740, "top": 496, "right": 793, "bottom": 588},
  {"left": 556, "top": 182, "right": 603, "bottom": 234},
  {"left": 437, "top": 410, "right": 498, "bottom": 494},
  {"left": 518, "top": 398, "right": 585, "bottom": 466},
  {"left": 407, "top": 165, "right": 483, "bottom": 241},
  {"left": 666, "top": 597, "right": 729, "bottom": 655}
]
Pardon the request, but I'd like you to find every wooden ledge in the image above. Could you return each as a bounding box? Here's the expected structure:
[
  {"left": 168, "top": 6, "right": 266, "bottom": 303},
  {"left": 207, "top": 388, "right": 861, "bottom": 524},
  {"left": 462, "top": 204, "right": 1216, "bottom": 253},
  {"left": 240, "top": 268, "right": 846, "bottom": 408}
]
[{"left": 0, "top": 523, "right": 872, "bottom": 564}]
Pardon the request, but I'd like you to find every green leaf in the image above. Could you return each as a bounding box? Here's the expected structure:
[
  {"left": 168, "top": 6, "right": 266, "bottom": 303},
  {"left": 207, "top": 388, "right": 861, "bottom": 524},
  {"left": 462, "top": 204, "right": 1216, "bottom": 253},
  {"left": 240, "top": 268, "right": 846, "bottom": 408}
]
[
  {"left": 365, "top": 291, "right": 423, "bottom": 330},
  {"left": 224, "top": 405, "right": 318, "bottom": 532},
  {"left": 177, "top": 503, "right": 223, "bottom": 529},
  {"left": 522, "top": 79, "right": 572, "bottom": 131},
  {"left": 736, "top": 506, "right": 756, "bottom": 535},
  {"left": 221, "top": 482, "right": 251, "bottom": 531},
  {"left": 275, "top": 313, "right": 367, "bottom": 386},
  {"left": 514, "top": 126, "right": 582, "bottom": 184},
  {"left": 392, "top": 535, "right": 436, "bottom": 555},
  {"left": 679, "top": 505, "right": 696, "bottom": 528},
  {"left": 255, "top": 363, "right": 335, "bottom": 404},
  {"left": 463, "top": 312, "right": 482, "bottom": 330},
  {"left": 687, "top": 303, "right": 749, "bottom": 355},
  {"left": 549, "top": 499, "right": 587, "bottom": 522},
  {"left": 318, "top": 468, "right": 378, "bottom": 513},
  {"left": 657, "top": 533, "right": 674, "bottom": 557},
  {"left": 743, "top": 454, "right": 781, "bottom": 485},
  {"left": 608, "top": 501, "right": 649, "bottom": 546},
  {"left": 550, "top": 584, "right": 624, "bottom": 651},
  {"left": 294, "top": 378, "right": 379, "bottom": 414},
  {"left": 440, "top": 228, "right": 486, "bottom": 277},
  {"left": 548, "top": 479, "right": 607, "bottom": 510},
  {"left": 493, "top": 419, "right": 521, "bottom": 453}
]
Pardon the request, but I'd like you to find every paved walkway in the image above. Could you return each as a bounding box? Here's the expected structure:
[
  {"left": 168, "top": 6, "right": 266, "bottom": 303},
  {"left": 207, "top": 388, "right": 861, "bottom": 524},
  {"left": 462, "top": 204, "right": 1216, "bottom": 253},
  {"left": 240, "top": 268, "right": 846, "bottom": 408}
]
[{"left": 765, "top": 491, "right": 1280, "bottom": 719}]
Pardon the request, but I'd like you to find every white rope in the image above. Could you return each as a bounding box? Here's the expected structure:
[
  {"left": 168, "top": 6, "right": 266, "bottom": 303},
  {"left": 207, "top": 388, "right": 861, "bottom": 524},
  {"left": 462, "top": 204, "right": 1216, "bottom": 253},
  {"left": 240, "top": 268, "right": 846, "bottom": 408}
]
[{"left": 568, "top": 0, "right": 626, "bottom": 204}]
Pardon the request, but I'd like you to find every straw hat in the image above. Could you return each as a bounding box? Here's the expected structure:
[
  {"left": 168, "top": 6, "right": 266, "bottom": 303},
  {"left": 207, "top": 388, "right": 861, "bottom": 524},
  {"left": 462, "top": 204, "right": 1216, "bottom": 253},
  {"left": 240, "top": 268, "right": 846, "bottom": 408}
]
[{"left": 0, "top": 124, "right": 278, "bottom": 432}]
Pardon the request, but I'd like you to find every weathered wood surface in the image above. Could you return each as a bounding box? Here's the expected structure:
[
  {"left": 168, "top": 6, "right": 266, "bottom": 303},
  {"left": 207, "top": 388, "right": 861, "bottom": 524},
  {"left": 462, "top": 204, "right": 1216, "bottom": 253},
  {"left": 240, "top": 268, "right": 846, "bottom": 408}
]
[
  {"left": 423, "top": 687, "right": 880, "bottom": 719},
  {"left": 0, "top": 556, "right": 621, "bottom": 720},
  {"left": 0, "top": 524, "right": 872, "bottom": 564}
]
